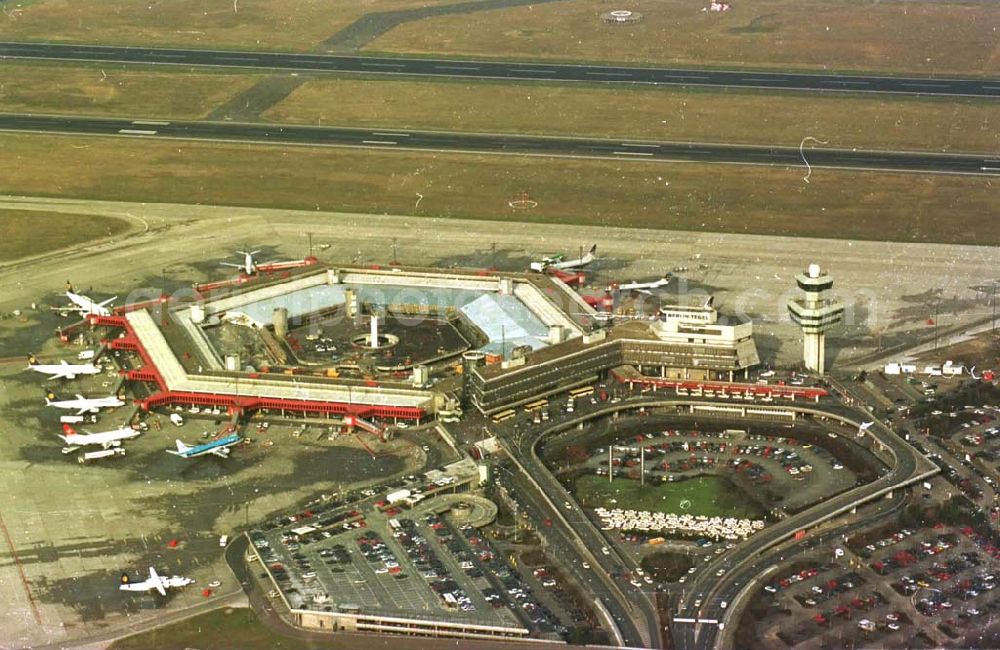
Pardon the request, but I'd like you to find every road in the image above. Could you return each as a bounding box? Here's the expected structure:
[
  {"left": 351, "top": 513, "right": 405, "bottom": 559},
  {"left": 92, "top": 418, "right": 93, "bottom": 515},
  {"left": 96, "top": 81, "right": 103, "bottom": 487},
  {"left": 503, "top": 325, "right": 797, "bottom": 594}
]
[
  {"left": 502, "top": 430, "right": 661, "bottom": 648},
  {"left": 1, "top": 113, "right": 997, "bottom": 176},
  {"left": 683, "top": 496, "right": 908, "bottom": 650},
  {"left": 1, "top": 42, "right": 998, "bottom": 99},
  {"left": 491, "top": 392, "right": 937, "bottom": 649},
  {"left": 668, "top": 407, "right": 937, "bottom": 650}
]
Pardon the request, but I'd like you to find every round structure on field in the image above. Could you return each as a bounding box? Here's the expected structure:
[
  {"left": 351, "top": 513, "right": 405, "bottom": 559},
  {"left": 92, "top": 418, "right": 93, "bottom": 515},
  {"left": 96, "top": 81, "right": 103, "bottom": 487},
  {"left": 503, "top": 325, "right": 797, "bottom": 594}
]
[{"left": 602, "top": 9, "right": 642, "bottom": 24}]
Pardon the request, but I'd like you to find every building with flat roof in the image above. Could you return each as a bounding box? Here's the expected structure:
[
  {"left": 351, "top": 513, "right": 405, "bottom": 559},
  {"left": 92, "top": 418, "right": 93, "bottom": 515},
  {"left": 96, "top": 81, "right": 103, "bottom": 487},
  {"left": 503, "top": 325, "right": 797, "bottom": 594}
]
[{"left": 468, "top": 303, "right": 760, "bottom": 412}]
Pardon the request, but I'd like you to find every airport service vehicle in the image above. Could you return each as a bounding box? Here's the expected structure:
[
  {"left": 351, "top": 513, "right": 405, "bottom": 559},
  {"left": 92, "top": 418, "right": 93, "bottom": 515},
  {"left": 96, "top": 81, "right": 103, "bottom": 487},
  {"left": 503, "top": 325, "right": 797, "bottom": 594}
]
[
  {"left": 27, "top": 356, "right": 100, "bottom": 381},
  {"left": 167, "top": 433, "right": 241, "bottom": 459},
  {"left": 45, "top": 392, "right": 124, "bottom": 414},
  {"left": 79, "top": 448, "right": 126, "bottom": 463},
  {"left": 59, "top": 423, "right": 141, "bottom": 450},
  {"left": 120, "top": 567, "right": 194, "bottom": 595}
]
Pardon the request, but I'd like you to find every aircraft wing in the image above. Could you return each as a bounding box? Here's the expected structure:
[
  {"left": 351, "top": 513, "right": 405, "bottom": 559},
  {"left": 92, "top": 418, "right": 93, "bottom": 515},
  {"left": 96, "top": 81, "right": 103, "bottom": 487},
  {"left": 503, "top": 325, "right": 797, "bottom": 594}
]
[
  {"left": 210, "top": 447, "right": 232, "bottom": 458},
  {"left": 150, "top": 567, "right": 167, "bottom": 596}
]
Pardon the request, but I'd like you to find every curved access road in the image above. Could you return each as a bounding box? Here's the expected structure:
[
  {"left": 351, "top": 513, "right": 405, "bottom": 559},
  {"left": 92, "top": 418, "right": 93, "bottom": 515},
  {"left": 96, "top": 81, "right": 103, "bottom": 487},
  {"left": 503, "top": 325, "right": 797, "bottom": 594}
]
[
  {"left": 1, "top": 42, "right": 997, "bottom": 99},
  {"left": 493, "top": 396, "right": 937, "bottom": 649}
]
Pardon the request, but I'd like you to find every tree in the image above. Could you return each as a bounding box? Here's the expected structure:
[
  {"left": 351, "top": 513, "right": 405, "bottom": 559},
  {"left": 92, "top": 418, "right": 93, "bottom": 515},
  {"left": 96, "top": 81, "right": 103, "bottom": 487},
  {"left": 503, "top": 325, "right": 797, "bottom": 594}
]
[{"left": 564, "top": 444, "right": 590, "bottom": 466}]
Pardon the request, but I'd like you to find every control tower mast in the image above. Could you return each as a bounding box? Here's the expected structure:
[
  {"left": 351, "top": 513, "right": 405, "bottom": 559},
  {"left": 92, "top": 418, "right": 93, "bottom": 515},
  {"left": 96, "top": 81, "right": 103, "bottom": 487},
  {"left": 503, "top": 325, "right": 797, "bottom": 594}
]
[{"left": 787, "top": 263, "right": 843, "bottom": 375}]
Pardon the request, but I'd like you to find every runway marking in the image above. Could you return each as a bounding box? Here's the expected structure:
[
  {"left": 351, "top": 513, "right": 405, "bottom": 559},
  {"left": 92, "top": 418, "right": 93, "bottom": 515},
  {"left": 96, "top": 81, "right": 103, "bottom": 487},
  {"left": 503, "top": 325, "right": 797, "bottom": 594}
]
[
  {"left": 511, "top": 68, "right": 557, "bottom": 74},
  {"left": 983, "top": 86, "right": 1000, "bottom": 91},
  {"left": 620, "top": 143, "right": 659, "bottom": 148},
  {"left": 982, "top": 167, "right": 1000, "bottom": 172},
  {"left": 371, "top": 132, "right": 410, "bottom": 137},
  {"left": 665, "top": 75, "right": 711, "bottom": 80},
  {"left": 741, "top": 77, "right": 786, "bottom": 83},
  {"left": 613, "top": 151, "right": 654, "bottom": 156},
  {"left": 360, "top": 62, "right": 406, "bottom": 68},
  {"left": 820, "top": 80, "right": 869, "bottom": 86},
  {"left": 132, "top": 120, "right": 170, "bottom": 126},
  {"left": 361, "top": 140, "right": 397, "bottom": 145},
  {"left": 158, "top": 53, "right": 187, "bottom": 58},
  {"left": 118, "top": 129, "right": 158, "bottom": 135},
  {"left": 216, "top": 56, "right": 258, "bottom": 62},
  {"left": 585, "top": 71, "right": 633, "bottom": 77},
  {"left": 900, "top": 82, "right": 952, "bottom": 88},
  {"left": 434, "top": 65, "right": 481, "bottom": 71}
]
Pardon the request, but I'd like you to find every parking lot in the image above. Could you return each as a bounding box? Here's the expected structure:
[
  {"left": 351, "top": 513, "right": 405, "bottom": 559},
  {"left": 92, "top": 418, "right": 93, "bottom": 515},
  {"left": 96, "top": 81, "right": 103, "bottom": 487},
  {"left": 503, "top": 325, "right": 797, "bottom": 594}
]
[
  {"left": 248, "top": 469, "right": 572, "bottom": 640},
  {"left": 577, "top": 428, "right": 857, "bottom": 514},
  {"left": 741, "top": 520, "right": 1000, "bottom": 648}
]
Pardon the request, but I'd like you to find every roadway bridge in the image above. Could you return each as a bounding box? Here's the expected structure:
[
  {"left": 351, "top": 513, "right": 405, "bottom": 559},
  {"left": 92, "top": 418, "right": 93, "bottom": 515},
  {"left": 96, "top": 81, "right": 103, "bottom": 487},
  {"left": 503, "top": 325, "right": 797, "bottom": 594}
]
[{"left": 491, "top": 394, "right": 937, "bottom": 649}]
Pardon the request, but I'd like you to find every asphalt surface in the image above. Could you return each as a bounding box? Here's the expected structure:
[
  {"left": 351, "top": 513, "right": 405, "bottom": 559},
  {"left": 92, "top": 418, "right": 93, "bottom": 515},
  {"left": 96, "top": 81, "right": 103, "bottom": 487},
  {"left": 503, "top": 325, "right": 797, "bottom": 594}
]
[
  {"left": 1, "top": 42, "right": 998, "bottom": 99},
  {"left": 669, "top": 408, "right": 937, "bottom": 650},
  {"left": 493, "top": 393, "right": 936, "bottom": 650},
  {"left": 1, "top": 113, "right": 997, "bottom": 176},
  {"left": 682, "top": 496, "right": 908, "bottom": 650}
]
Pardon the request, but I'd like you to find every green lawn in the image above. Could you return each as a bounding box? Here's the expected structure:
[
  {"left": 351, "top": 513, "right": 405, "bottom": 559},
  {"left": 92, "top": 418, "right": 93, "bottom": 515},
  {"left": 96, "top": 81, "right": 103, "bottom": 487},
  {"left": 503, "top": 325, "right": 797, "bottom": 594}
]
[
  {"left": 574, "top": 474, "right": 765, "bottom": 519},
  {"left": 0, "top": 210, "right": 131, "bottom": 263},
  {"left": 110, "top": 607, "right": 329, "bottom": 650},
  {"left": 1, "top": 133, "right": 997, "bottom": 246}
]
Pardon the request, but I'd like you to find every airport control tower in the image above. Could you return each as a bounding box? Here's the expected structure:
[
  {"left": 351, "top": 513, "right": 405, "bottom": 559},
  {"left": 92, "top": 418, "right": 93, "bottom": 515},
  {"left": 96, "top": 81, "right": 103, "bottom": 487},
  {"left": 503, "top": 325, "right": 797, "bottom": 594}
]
[{"left": 787, "top": 263, "right": 844, "bottom": 375}]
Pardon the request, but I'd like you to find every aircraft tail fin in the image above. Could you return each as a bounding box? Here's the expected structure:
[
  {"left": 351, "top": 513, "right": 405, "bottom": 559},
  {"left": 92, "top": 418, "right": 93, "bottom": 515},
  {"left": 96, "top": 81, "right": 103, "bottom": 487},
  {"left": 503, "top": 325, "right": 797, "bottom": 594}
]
[
  {"left": 589, "top": 244, "right": 597, "bottom": 254},
  {"left": 167, "top": 440, "right": 191, "bottom": 456}
]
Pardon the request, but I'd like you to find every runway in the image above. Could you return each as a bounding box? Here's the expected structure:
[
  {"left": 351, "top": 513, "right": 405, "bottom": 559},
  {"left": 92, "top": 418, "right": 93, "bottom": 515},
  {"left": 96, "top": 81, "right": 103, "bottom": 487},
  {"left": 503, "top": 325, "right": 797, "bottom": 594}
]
[
  {"left": 1, "top": 113, "right": 997, "bottom": 176},
  {"left": 1, "top": 41, "right": 997, "bottom": 99}
]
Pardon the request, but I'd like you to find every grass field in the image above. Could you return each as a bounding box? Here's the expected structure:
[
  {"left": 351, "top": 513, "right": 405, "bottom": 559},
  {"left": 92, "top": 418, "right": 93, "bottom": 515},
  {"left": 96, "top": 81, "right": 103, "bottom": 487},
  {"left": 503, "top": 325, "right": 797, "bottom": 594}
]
[
  {"left": 0, "top": 210, "right": 131, "bottom": 263},
  {"left": 0, "top": 133, "right": 995, "bottom": 246},
  {"left": 0, "top": 0, "right": 462, "bottom": 52},
  {"left": 367, "top": 0, "right": 1000, "bottom": 75},
  {"left": 265, "top": 77, "right": 1000, "bottom": 153},
  {"left": 0, "top": 62, "right": 263, "bottom": 120},
  {"left": 109, "top": 607, "right": 320, "bottom": 650},
  {"left": 573, "top": 474, "right": 765, "bottom": 519}
]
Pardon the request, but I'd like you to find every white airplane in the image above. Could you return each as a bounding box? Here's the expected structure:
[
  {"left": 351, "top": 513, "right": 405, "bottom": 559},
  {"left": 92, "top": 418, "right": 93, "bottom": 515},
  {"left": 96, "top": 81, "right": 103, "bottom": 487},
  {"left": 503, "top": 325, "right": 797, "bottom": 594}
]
[
  {"left": 59, "top": 423, "right": 141, "bottom": 449},
  {"left": 45, "top": 392, "right": 125, "bottom": 415},
  {"left": 221, "top": 249, "right": 262, "bottom": 275},
  {"left": 612, "top": 273, "right": 672, "bottom": 295},
  {"left": 167, "top": 433, "right": 241, "bottom": 459},
  {"left": 26, "top": 355, "right": 101, "bottom": 381},
  {"left": 857, "top": 421, "right": 875, "bottom": 437},
  {"left": 530, "top": 245, "right": 596, "bottom": 272},
  {"left": 64, "top": 289, "right": 116, "bottom": 317},
  {"left": 119, "top": 567, "right": 194, "bottom": 596}
]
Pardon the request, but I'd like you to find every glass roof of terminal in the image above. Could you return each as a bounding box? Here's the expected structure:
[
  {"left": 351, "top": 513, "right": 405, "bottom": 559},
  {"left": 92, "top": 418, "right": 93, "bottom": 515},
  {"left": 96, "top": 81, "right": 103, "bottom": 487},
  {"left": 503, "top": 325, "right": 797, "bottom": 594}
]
[{"left": 234, "top": 283, "right": 550, "bottom": 355}]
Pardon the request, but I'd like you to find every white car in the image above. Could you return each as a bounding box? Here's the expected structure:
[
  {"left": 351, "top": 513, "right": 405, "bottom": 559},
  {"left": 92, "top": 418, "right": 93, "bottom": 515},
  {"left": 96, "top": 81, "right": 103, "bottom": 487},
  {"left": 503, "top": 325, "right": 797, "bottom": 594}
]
[{"left": 601, "top": 546, "right": 610, "bottom": 555}]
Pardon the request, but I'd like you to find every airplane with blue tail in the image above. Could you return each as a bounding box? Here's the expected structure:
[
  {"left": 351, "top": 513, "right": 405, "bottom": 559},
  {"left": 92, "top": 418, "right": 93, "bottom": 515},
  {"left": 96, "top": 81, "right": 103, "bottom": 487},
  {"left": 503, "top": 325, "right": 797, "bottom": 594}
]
[{"left": 166, "top": 433, "right": 241, "bottom": 459}]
